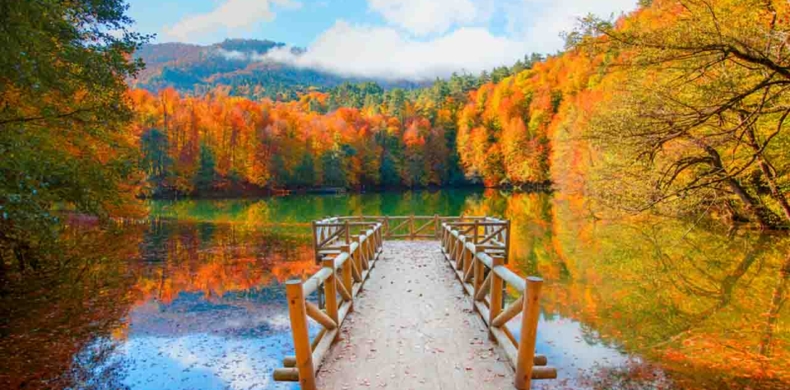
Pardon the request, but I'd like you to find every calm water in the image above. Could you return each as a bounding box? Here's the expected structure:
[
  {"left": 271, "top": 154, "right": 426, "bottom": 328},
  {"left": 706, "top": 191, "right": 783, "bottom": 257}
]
[{"left": 1, "top": 190, "right": 788, "bottom": 389}]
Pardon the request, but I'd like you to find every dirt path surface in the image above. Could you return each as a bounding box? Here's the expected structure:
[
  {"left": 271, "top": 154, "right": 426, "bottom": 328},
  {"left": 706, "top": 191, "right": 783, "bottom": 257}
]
[{"left": 316, "top": 241, "right": 514, "bottom": 390}]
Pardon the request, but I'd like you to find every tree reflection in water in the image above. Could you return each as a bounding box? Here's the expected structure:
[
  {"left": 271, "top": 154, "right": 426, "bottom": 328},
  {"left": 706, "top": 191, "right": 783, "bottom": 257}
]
[
  {"left": 0, "top": 190, "right": 787, "bottom": 389},
  {"left": 467, "top": 190, "right": 790, "bottom": 389}
]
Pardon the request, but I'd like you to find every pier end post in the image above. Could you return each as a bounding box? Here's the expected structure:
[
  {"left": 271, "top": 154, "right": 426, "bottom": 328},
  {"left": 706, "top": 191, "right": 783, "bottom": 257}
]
[
  {"left": 515, "top": 276, "right": 543, "bottom": 390},
  {"left": 285, "top": 279, "right": 317, "bottom": 390}
]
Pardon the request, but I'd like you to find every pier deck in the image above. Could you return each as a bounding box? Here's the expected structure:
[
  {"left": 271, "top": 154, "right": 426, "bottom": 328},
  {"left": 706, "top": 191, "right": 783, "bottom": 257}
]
[
  {"left": 273, "top": 216, "right": 556, "bottom": 389},
  {"left": 316, "top": 241, "right": 513, "bottom": 389}
]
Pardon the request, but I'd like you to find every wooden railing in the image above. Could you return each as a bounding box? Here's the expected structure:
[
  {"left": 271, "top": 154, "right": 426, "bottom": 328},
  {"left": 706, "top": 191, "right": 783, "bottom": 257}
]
[
  {"left": 311, "top": 215, "right": 490, "bottom": 263},
  {"left": 441, "top": 218, "right": 558, "bottom": 389},
  {"left": 273, "top": 221, "right": 384, "bottom": 389},
  {"left": 275, "top": 215, "right": 556, "bottom": 390}
]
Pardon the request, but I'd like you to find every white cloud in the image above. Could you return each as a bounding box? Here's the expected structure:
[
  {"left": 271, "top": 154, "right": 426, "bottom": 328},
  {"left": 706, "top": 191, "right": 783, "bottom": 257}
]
[
  {"left": 508, "top": 0, "right": 636, "bottom": 53},
  {"left": 187, "top": 0, "right": 638, "bottom": 81},
  {"left": 163, "top": 0, "right": 302, "bottom": 42},
  {"left": 216, "top": 48, "right": 270, "bottom": 62},
  {"left": 367, "top": 0, "right": 484, "bottom": 36},
  {"left": 265, "top": 21, "right": 525, "bottom": 80}
]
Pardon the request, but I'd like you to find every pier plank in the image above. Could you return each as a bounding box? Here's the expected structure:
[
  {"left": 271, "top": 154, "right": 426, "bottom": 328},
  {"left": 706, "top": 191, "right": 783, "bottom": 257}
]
[{"left": 316, "top": 241, "right": 513, "bottom": 389}]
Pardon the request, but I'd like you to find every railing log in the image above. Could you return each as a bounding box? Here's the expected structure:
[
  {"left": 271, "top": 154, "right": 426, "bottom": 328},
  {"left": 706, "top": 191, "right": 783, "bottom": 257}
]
[
  {"left": 515, "top": 277, "right": 543, "bottom": 390},
  {"left": 273, "top": 367, "right": 299, "bottom": 381},
  {"left": 305, "top": 301, "right": 337, "bottom": 330},
  {"left": 279, "top": 215, "right": 553, "bottom": 389},
  {"left": 336, "top": 276, "right": 353, "bottom": 302},
  {"left": 322, "top": 260, "right": 339, "bottom": 325},
  {"left": 489, "top": 256, "right": 504, "bottom": 328},
  {"left": 494, "top": 266, "right": 526, "bottom": 292},
  {"left": 285, "top": 280, "right": 316, "bottom": 390},
  {"left": 492, "top": 295, "right": 524, "bottom": 327},
  {"left": 302, "top": 268, "right": 333, "bottom": 296},
  {"left": 475, "top": 271, "right": 492, "bottom": 302}
]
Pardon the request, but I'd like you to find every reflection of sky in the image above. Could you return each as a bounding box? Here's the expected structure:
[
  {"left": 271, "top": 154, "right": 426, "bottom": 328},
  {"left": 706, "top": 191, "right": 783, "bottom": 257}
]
[
  {"left": 113, "top": 274, "right": 640, "bottom": 390},
  {"left": 507, "top": 313, "right": 648, "bottom": 388},
  {"left": 108, "top": 289, "right": 318, "bottom": 390},
  {"left": 119, "top": 333, "right": 295, "bottom": 390}
]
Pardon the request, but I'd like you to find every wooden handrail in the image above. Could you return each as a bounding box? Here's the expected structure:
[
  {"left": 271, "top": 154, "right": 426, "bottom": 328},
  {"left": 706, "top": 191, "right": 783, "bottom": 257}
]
[
  {"left": 312, "top": 216, "right": 460, "bottom": 263},
  {"left": 274, "top": 223, "right": 384, "bottom": 389},
  {"left": 333, "top": 215, "right": 488, "bottom": 220},
  {"left": 439, "top": 222, "right": 557, "bottom": 388},
  {"left": 277, "top": 215, "right": 555, "bottom": 389}
]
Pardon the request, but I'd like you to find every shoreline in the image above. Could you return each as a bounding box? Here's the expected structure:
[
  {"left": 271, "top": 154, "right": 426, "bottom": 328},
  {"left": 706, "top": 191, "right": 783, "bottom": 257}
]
[{"left": 140, "top": 182, "right": 554, "bottom": 200}]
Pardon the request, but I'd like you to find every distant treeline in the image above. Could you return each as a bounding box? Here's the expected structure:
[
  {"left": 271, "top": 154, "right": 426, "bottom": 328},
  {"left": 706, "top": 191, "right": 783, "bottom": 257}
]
[
  {"left": 132, "top": 0, "right": 790, "bottom": 231},
  {"left": 129, "top": 54, "right": 554, "bottom": 197},
  {"left": 3, "top": 0, "right": 790, "bottom": 281}
]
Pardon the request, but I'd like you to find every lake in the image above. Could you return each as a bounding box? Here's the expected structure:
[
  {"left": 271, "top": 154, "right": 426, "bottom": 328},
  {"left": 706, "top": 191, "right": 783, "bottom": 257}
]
[{"left": 1, "top": 190, "right": 788, "bottom": 389}]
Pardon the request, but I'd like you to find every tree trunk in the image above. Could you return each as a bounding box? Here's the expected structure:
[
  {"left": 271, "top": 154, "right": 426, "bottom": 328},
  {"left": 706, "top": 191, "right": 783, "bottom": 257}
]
[
  {"left": 744, "top": 125, "right": 790, "bottom": 225},
  {"left": 699, "top": 141, "right": 778, "bottom": 228}
]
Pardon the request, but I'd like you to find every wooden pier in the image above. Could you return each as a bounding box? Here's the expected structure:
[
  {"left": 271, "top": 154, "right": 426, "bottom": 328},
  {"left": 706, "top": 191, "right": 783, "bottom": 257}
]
[{"left": 274, "top": 216, "right": 557, "bottom": 389}]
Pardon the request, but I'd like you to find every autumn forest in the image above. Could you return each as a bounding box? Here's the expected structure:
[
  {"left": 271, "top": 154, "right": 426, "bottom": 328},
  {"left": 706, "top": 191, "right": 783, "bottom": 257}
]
[
  {"left": 1, "top": 0, "right": 790, "bottom": 389},
  {"left": 127, "top": 0, "right": 790, "bottom": 230}
]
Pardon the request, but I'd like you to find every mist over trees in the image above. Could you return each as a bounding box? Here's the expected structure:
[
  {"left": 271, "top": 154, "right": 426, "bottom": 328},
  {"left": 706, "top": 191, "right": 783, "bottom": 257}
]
[{"left": 126, "top": 0, "right": 790, "bottom": 231}]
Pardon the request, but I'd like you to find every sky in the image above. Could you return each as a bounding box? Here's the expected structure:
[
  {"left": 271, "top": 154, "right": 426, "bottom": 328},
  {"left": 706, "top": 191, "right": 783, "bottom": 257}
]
[{"left": 126, "top": 0, "right": 638, "bottom": 80}]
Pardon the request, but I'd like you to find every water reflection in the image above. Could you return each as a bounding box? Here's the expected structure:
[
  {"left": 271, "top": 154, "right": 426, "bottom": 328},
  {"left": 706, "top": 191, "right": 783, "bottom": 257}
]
[
  {"left": 478, "top": 191, "right": 790, "bottom": 389},
  {"left": 118, "top": 288, "right": 299, "bottom": 390},
  {"left": 0, "top": 190, "right": 787, "bottom": 389},
  {"left": 119, "top": 221, "right": 317, "bottom": 390}
]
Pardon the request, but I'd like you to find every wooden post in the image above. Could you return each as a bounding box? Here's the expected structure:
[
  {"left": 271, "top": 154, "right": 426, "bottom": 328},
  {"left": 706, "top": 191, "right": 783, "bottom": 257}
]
[
  {"left": 445, "top": 226, "right": 451, "bottom": 252},
  {"left": 515, "top": 277, "right": 543, "bottom": 390},
  {"left": 371, "top": 226, "right": 377, "bottom": 250},
  {"left": 489, "top": 257, "right": 504, "bottom": 331},
  {"left": 375, "top": 225, "right": 381, "bottom": 252},
  {"left": 454, "top": 231, "right": 460, "bottom": 259},
  {"left": 340, "top": 244, "right": 354, "bottom": 309},
  {"left": 311, "top": 221, "right": 319, "bottom": 264},
  {"left": 447, "top": 229, "right": 454, "bottom": 257},
  {"left": 473, "top": 220, "right": 479, "bottom": 244},
  {"left": 383, "top": 216, "right": 389, "bottom": 239},
  {"left": 433, "top": 214, "right": 439, "bottom": 239},
  {"left": 364, "top": 234, "right": 370, "bottom": 266},
  {"left": 454, "top": 232, "right": 462, "bottom": 261},
  {"left": 356, "top": 236, "right": 365, "bottom": 271},
  {"left": 285, "top": 280, "right": 317, "bottom": 390},
  {"left": 362, "top": 235, "right": 370, "bottom": 269},
  {"left": 441, "top": 225, "right": 447, "bottom": 250},
  {"left": 409, "top": 215, "right": 415, "bottom": 240},
  {"left": 344, "top": 221, "right": 351, "bottom": 244},
  {"left": 472, "top": 247, "right": 484, "bottom": 306},
  {"left": 504, "top": 220, "right": 511, "bottom": 264},
  {"left": 368, "top": 231, "right": 374, "bottom": 258},
  {"left": 322, "top": 259, "right": 339, "bottom": 325},
  {"left": 462, "top": 239, "right": 472, "bottom": 274},
  {"left": 457, "top": 236, "right": 466, "bottom": 271}
]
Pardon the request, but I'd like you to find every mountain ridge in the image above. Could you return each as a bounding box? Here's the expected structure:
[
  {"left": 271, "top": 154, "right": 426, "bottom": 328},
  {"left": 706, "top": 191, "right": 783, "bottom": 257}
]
[{"left": 132, "top": 38, "right": 426, "bottom": 99}]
